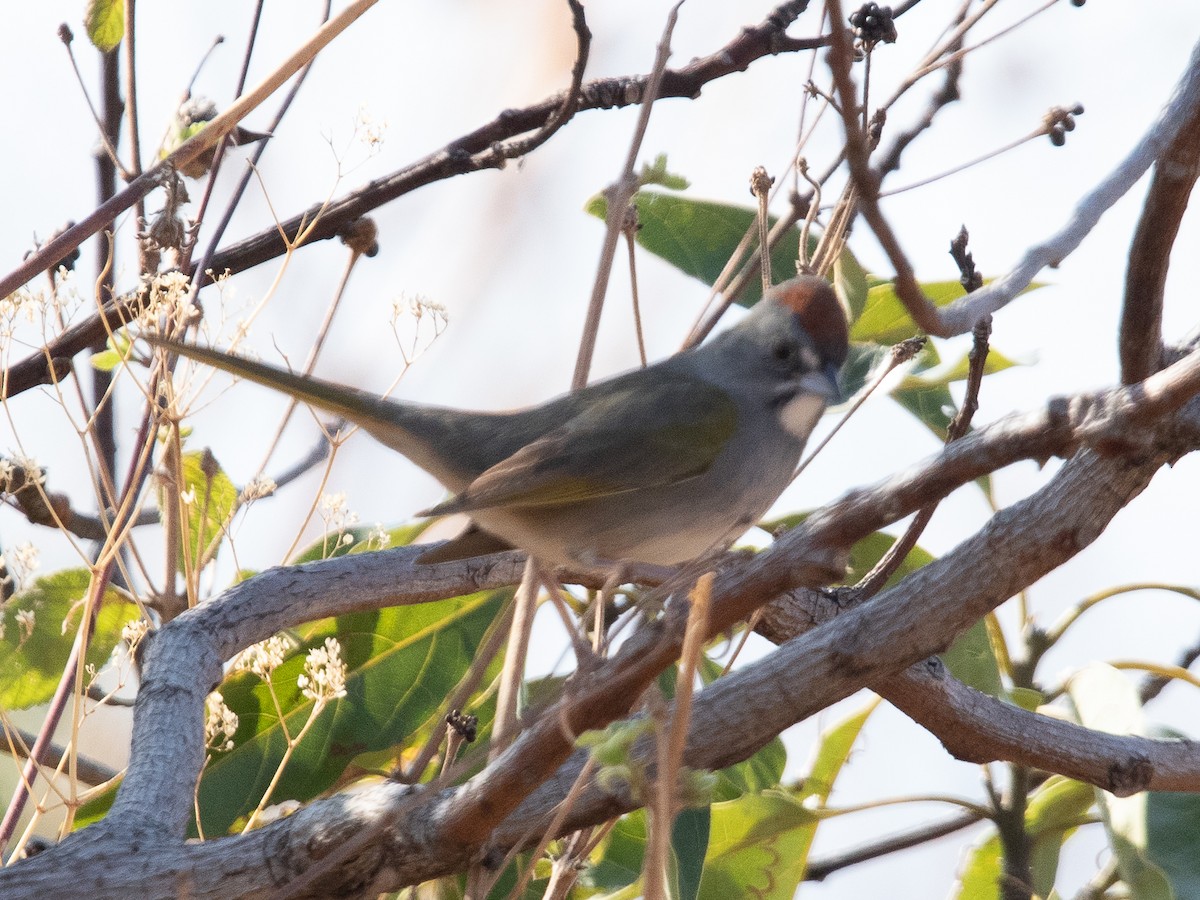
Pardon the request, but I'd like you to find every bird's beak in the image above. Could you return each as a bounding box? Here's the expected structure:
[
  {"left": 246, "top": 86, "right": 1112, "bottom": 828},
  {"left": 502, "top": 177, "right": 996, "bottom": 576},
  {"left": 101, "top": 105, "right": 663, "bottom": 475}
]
[{"left": 798, "top": 364, "right": 842, "bottom": 405}]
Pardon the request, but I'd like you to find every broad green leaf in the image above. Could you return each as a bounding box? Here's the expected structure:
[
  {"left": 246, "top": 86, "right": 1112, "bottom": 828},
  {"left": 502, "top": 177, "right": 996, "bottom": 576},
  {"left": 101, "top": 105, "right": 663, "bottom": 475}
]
[
  {"left": 941, "top": 619, "right": 1004, "bottom": 698},
  {"left": 0, "top": 570, "right": 139, "bottom": 709},
  {"left": 585, "top": 190, "right": 823, "bottom": 307},
  {"left": 696, "top": 791, "right": 819, "bottom": 900},
  {"left": 90, "top": 332, "right": 135, "bottom": 373},
  {"left": 761, "top": 514, "right": 935, "bottom": 590},
  {"left": 1068, "top": 663, "right": 1173, "bottom": 900},
  {"left": 84, "top": 0, "right": 124, "bottom": 52},
  {"left": 834, "top": 247, "right": 870, "bottom": 321},
  {"left": 895, "top": 349, "right": 1020, "bottom": 393},
  {"left": 1146, "top": 787, "right": 1200, "bottom": 897},
  {"left": 194, "top": 589, "right": 506, "bottom": 836},
  {"left": 588, "top": 811, "right": 650, "bottom": 891},
  {"left": 851, "top": 280, "right": 971, "bottom": 344},
  {"left": 1027, "top": 777, "right": 1096, "bottom": 897},
  {"left": 836, "top": 342, "right": 891, "bottom": 405},
  {"left": 853, "top": 280, "right": 1046, "bottom": 344},
  {"left": 799, "top": 696, "right": 880, "bottom": 804},
  {"left": 671, "top": 806, "right": 711, "bottom": 900},
  {"left": 168, "top": 450, "right": 238, "bottom": 572},
  {"left": 952, "top": 777, "right": 1094, "bottom": 899},
  {"left": 851, "top": 281, "right": 1045, "bottom": 345},
  {"left": 73, "top": 778, "right": 119, "bottom": 829},
  {"left": 952, "top": 832, "right": 1003, "bottom": 900}
]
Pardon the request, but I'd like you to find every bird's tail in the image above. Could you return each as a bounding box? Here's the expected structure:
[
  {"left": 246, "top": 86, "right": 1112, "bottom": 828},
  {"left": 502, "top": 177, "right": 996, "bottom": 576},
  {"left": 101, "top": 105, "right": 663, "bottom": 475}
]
[{"left": 145, "top": 335, "right": 408, "bottom": 438}]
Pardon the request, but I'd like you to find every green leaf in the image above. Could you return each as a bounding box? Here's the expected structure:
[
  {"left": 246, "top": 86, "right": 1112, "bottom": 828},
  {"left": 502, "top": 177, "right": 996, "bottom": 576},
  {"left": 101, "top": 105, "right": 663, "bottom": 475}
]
[
  {"left": 833, "top": 245, "right": 871, "bottom": 322},
  {"left": 84, "top": 0, "right": 124, "bottom": 52},
  {"left": 0, "top": 570, "right": 139, "bottom": 709},
  {"left": 1068, "top": 663, "right": 1173, "bottom": 900},
  {"left": 1026, "top": 777, "right": 1096, "bottom": 897},
  {"left": 172, "top": 450, "right": 239, "bottom": 571},
  {"left": 696, "top": 791, "right": 819, "bottom": 900},
  {"left": 639, "top": 153, "right": 690, "bottom": 191},
  {"left": 799, "top": 696, "right": 880, "bottom": 804},
  {"left": 953, "top": 832, "right": 1003, "bottom": 900},
  {"left": 952, "top": 777, "right": 1094, "bottom": 899},
  {"left": 194, "top": 589, "right": 507, "bottom": 836},
  {"left": 895, "top": 348, "right": 1020, "bottom": 392},
  {"left": 90, "top": 332, "right": 135, "bottom": 373},
  {"left": 670, "top": 806, "right": 710, "bottom": 900},
  {"left": 89, "top": 349, "right": 123, "bottom": 372},
  {"left": 588, "top": 811, "right": 649, "bottom": 891},
  {"left": 584, "top": 190, "right": 818, "bottom": 307},
  {"left": 836, "top": 342, "right": 892, "bottom": 406},
  {"left": 941, "top": 619, "right": 1004, "bottom": 698},
  {"left": 1146, "top": 788, "right": 1200, "bottom": 897},
  {"left": 852, "top": 280, "right": 1046, "bottom": 345},
  {"left": 761, "top": 514, "right": 935, "bottom": 590}
]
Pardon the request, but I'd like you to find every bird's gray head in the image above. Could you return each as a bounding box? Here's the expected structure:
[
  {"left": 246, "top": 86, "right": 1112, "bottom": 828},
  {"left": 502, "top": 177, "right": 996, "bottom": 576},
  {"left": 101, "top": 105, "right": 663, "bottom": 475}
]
[{"left": 720, "top": 275, "right": 850, "bottom": 438}]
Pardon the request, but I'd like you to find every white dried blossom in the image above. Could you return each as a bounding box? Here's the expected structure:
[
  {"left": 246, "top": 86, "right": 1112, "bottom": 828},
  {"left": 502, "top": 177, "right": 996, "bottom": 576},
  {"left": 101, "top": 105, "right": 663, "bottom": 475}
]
[
  {"left": 240, "top": 476, "right": 277, "bottom": 503},
  {"left": 319, "top": 491, "right": 359, "bottom": 536},
  {"left": 232, "top": 633, "right": 296, "bottom": 680},
  {"left": 15, "top": 608, "right": 36, "bottom": 642},
  {"left": 205, "top": 692, "right": 239, "bottom": 752},
  {"left": 3, "top": 543, "right": 41, "bottom": 591},
  {"left": 356, "top": 104, "right": 388, "bottom": 152},
  {"left": 367, "top": 524, "right": 390, "bottom": 550},
  {"left": 255, "top": 799, "right": 300, "bottom": 824},
  {"left": 298, "top": 637, "right": 348, "bottom": 705},
  {"left": 1, "top": 455, "right": 45, "bottom": 494},
  {"left": 121, "top": 618, "right": 150, "bottom": 650},
  {"left": 137, "top": 270, "right": 200, "bottom": 331}
]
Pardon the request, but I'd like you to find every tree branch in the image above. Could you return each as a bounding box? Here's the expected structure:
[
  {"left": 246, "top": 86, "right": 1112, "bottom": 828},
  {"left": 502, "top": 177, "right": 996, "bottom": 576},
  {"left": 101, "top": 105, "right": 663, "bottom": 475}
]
[
  {"left": 1, "top": 1, "right": 826, "bottom": 399},
  {"left": 1119, "top": 83, "right": 1200, "bottom": 384}
]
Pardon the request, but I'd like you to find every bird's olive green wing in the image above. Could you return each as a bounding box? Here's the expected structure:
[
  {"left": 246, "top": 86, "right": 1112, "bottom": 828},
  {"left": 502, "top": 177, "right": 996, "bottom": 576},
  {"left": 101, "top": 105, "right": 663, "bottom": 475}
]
[{"left": 422, "top": 377, "right": 738, "bottom": 516}]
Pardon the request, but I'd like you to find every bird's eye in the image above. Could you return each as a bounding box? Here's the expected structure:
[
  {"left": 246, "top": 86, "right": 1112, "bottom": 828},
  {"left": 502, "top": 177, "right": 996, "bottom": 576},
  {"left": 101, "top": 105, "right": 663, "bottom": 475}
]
[{"left": 771, "top": 340, "right": 795, "bottom": 363}]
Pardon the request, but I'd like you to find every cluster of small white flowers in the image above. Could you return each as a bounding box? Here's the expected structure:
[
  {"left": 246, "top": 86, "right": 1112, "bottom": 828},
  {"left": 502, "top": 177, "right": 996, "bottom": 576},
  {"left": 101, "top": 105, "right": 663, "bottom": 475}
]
[
  {"left": 240, "top": 475, "right": 277, "bottom": 503},
  {"left": 298, "top": 637, "right": 348, "bottom": 705},
  {"left": 121, "top": 618, "right": 150, "bottom": 650},
  {"left": 232, "top": 633, "right": 295, "bottom": 680},
  {"left": 319, "top": 491, "right": 359, "bottom": 537},
  {"left": 0, "top": 288, "right": 46, "bottom": 341},
  {"left": 137, "top": 270, "right": 200, "bottom": 331},
  {"left": 366, "top": 523, "right": 391, "bottom": 550},
  {"left": 14, "top": 608, "right": 36, "bottom": 643},
  {"left": 0, "top": 542, "right": 41, "bottom": 592},
  {"left": 356, "top": 105, "right": 388, "bottom": 153},
  {"left": 0, "top": 455, "right": 45, "bottom": 494},
  {"left": 255, "top": 799, "right": 300, "bottom": 824},
  {"left": 204, "top": 691, "right": 239, "bottom": 752},
  {"left": 391, "top": 294, "right": 449, "bottom": 330}
]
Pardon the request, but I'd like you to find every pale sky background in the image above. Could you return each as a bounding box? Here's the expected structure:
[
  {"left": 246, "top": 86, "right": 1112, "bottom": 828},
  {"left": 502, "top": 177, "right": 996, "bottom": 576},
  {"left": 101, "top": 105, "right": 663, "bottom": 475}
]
[{"left": 3, "top": 1, "right": 1200, "bottom": 895}]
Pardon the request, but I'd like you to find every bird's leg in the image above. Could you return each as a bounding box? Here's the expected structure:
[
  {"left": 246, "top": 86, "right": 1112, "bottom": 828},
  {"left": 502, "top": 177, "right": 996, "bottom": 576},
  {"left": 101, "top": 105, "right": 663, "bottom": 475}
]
[
  {"left": 534, "top": 565, "right": 602, "bottom": 673},
  {"left": 594, "top": 564, "right": 630, "bottom": 655}
]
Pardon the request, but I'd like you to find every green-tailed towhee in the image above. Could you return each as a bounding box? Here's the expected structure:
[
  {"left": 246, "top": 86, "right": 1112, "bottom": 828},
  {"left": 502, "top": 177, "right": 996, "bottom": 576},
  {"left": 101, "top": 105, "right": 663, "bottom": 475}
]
[{"left": 150, "top": 275, "right": 848, "bottom": 572}]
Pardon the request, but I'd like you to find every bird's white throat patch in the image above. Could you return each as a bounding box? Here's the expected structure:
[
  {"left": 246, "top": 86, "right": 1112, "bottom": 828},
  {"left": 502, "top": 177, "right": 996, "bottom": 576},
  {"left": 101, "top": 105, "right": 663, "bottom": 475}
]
[{"left": 778, "top": 392, "right": 827, "bottom": 440}]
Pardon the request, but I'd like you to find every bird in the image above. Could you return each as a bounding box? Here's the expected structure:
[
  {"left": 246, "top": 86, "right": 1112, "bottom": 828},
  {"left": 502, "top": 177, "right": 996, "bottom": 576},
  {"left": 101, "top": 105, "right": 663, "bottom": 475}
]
[{"left": 148, "top": 275, "right": 849, "bottom": 575}]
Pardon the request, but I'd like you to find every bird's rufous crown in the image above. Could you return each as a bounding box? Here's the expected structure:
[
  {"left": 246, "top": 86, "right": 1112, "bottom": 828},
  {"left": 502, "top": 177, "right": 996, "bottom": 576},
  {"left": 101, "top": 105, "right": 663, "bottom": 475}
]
[{"left": 768, "top": 275, "right": 849, "bottom": 368}]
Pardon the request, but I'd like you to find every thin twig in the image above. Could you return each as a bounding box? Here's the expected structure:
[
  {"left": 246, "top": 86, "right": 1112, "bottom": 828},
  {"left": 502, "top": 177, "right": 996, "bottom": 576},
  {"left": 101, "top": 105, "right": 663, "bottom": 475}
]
[{"left": 572, "top": 0, "right": 684, "bottom": 390}]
